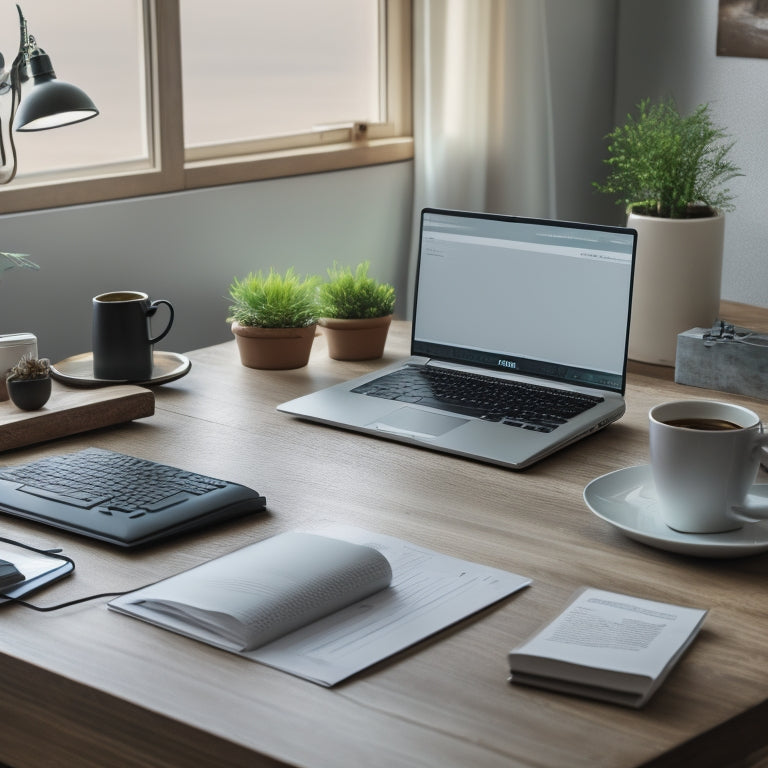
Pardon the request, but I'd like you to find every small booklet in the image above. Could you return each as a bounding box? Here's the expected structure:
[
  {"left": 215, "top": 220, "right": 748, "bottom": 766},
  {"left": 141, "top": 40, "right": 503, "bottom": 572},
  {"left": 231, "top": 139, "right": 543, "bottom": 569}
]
[
  {"left": 109, "top": 526, "right": 531, "bottom": 686},
  {"left": 507, "top": 587, "right": 707, "bottom": 708}
]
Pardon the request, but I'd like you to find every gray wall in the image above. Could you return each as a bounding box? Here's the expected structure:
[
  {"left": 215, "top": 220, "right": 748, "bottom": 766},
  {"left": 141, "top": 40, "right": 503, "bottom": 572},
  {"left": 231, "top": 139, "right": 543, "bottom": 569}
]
[
  {"left": 614, "top": 0, "right": 768, "bottom": 309},
  {"left": 0, "top": 161, "right": 414, "bottom": 363}
]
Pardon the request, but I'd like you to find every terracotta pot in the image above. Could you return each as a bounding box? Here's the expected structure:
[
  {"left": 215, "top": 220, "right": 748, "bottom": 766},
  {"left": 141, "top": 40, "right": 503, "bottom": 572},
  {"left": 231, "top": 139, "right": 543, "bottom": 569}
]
[
  {"left": 7, "top": 376, "right": 52, "bottom": 410},
  {"left": 318, "top": 315, "right": 392, "bottom": 360},
  {"left": 627, "top": 211, "right": 725, "bottom": 366},
  {"left": 231, "top": 322, "right": 316, "bottom": 370}
]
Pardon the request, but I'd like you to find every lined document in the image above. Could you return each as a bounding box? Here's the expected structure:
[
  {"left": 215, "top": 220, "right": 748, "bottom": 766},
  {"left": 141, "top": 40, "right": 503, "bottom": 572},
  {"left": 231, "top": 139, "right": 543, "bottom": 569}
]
[{"left": 248, "top": 525, "right": 531, "bottom": 685}]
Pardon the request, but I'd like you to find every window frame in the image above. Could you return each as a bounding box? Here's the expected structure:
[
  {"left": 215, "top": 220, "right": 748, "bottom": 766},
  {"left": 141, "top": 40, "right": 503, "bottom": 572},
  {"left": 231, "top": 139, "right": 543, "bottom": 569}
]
[{"left": 0, "top": 0, "right": 412, "bottom": 214}]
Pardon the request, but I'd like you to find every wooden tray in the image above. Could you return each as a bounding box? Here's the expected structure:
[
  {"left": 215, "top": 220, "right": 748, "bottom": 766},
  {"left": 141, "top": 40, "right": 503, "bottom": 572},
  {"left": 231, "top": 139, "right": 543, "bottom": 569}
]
[{"left": 0, "top": 382, "right": 155, "bottom": 452}]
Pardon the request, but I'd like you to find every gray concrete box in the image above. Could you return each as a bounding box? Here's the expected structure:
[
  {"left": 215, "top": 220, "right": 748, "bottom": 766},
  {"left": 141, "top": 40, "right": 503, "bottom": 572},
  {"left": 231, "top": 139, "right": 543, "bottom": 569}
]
[{"left": 674, "top": 325, "right": 768, "bottom": 400}]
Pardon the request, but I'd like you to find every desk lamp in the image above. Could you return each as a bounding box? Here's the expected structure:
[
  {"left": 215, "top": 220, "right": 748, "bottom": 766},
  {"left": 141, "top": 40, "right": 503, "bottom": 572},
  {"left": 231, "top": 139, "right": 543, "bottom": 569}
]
[{"left": 0, "top": 3, "right": 98, "bottom": 184}]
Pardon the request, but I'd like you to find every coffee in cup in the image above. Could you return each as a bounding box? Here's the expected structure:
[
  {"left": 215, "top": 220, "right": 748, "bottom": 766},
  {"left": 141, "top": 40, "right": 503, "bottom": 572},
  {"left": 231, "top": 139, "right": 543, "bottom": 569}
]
[
  {"left": 649, "top": 400, "right": 768, "bottom": 533},
  {"left": 661, "top": 417, "right": 740, "bottom": 431},
  {"left": 92, "top": 291, "right": 174, "bottom": 381}
]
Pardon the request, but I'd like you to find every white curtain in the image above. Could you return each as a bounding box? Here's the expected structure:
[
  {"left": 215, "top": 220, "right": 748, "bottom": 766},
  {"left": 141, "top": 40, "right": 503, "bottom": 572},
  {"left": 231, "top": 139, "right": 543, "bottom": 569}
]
[{"left": 409, "top": 0, "right": 558, "bottom": 307}]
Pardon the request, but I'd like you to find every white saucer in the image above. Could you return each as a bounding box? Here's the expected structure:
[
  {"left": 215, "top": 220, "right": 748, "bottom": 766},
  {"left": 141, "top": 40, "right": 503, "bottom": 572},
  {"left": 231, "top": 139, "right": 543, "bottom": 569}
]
[{"left": 583, "top": 465, "right": 768, "bottom": 558}]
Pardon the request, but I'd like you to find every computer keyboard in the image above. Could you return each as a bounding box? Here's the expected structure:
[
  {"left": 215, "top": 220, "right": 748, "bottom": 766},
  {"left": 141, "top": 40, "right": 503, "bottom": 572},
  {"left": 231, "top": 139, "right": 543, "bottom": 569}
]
[
  {"left": 353, "top": 366, "right": 603, "bottom": 433},
  {"left": 0, "top": 448, "right": 267, "bottom": 547}
]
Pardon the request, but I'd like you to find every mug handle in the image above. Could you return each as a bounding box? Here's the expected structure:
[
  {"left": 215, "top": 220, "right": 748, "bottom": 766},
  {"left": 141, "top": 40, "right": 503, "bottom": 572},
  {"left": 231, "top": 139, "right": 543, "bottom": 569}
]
[
  {"left": 732, "top": 429, "right": 768, "bottom": 519},
  {"left": 146, "top": 299, "right": 175, "bottom": 344}
]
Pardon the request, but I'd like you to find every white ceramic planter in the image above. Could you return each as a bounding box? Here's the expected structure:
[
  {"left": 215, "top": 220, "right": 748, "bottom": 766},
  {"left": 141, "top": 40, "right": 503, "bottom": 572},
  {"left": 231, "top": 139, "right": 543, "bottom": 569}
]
[{"left": 627, "top": 211, "right": 725, "bottom": 366}]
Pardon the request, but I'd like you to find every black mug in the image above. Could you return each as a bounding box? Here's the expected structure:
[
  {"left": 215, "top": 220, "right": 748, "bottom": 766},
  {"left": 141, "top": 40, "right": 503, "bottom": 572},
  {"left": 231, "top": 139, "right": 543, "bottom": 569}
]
[{"left": 92, "top": 291, "right": 174, "bottom": 380}]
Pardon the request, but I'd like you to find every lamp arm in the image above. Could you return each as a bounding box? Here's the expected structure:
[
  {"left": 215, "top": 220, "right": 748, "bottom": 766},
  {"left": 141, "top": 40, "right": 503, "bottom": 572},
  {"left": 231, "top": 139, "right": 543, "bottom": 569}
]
[
  {"left": 0, "top": 58, "right": 21, "bottom": 185},
  {"left": 0, "top": 5, "right": 29, "bottom": 185},
  {"left": 16, "top": 4, "right": 32, "bottom": 69}
]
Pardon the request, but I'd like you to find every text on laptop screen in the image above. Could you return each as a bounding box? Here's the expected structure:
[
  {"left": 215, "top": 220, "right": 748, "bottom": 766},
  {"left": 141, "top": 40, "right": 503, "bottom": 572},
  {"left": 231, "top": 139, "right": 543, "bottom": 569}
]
[{"left": 412, "top": 210, "right": 636, "bottom": 393}]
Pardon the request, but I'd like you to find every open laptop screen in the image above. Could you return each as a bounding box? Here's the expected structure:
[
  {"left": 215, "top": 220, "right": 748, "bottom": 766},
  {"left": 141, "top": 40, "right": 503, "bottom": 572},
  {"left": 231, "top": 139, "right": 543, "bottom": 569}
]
[{"left": 412, "top": 209, "right": 636, "bottom": 394}]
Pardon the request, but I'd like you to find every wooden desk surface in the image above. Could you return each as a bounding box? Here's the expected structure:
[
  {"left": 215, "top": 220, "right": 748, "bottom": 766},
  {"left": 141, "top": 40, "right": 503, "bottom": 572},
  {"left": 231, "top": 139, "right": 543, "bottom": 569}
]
[{"left": 1, "top": 301, "right": 768, "bottom": 768}]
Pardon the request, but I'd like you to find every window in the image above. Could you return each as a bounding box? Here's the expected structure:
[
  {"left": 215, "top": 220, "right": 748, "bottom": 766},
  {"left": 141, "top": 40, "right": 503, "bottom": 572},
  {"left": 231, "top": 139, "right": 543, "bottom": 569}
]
[
  {"left": 182, "top": 0, "right": 381, "bottom": 148},
  {"left": 0, "top": 0, "right": 412, "bottom": 213}
]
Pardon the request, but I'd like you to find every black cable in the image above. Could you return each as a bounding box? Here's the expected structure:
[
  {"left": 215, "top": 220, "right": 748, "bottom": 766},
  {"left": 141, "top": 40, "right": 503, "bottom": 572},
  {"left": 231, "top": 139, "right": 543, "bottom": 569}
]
[
  {"left": 0, "top": 534, "right": 73, "bottom": 559},
  {"left": 1, "top": 591, "right": 128, "bottom": 611}
]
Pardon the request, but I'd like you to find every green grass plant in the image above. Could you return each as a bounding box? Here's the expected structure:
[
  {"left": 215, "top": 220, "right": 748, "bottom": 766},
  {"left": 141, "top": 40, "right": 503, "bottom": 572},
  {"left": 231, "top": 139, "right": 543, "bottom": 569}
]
[
  {"left": 228, "top": 268, "right": 320, "bottom": 328},
  {"left": 317, "top": 262, "right": 395, "bottom": 319}
]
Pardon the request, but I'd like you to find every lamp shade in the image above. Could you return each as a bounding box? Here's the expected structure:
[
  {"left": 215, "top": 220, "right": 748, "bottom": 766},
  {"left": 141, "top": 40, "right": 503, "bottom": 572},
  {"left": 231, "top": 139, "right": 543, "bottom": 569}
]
[{"left": 13, "top": 49, "right": 98, "bottom": 131}]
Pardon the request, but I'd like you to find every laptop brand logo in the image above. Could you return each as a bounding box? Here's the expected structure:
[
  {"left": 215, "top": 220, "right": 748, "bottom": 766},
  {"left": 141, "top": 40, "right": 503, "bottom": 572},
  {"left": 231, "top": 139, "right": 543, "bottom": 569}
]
[{"left": 498, "top": 359, "right": 517, "bottom": 369}]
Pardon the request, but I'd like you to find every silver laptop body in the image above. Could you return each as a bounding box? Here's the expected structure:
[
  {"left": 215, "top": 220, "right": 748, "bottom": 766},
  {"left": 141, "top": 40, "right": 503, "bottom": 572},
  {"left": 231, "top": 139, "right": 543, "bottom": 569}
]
[{"left": 278, "top": 208, "right": 637, "bottom": 469}]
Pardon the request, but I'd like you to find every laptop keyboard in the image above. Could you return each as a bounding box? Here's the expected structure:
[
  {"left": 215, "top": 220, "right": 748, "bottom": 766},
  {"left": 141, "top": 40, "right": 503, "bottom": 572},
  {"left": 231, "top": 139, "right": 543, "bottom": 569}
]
[
  {"left": 352, "top": 366, "right": 603, "bottom": 433},
  {"left": 0, "top": 448, "right": 267, "bottom": 546}
]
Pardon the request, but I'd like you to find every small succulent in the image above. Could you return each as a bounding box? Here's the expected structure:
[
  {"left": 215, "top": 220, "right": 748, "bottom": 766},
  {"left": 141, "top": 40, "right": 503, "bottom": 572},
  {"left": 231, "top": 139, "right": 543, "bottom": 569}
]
[{"left": 7, "top": 354, "right": 51, "bottom": 382}]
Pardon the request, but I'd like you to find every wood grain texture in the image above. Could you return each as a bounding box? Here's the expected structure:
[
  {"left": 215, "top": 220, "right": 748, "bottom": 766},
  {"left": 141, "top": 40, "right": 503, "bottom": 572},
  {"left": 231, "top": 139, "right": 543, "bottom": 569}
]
[
  {"left": 1, "top": 307, "right": 768, "bottom": 768},
  {"left": 0, "top": 383, "right": 155, "bottom": 452}
]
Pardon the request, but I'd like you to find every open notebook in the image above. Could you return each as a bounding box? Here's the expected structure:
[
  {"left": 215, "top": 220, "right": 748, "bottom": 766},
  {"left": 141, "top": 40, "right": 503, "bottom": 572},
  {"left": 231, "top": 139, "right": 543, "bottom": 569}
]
[{"left": 279, "top": 208, "right": 636, "bottom": 469}]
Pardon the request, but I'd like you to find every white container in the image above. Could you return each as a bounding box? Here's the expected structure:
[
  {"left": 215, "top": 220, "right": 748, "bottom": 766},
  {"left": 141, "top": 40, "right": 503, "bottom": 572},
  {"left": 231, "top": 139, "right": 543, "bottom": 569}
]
[
  {"left": 627, "top": 211, "right": 725, "bottom": 366},
  {"left": 0, "top": 333, "right": 38, "bottom": 401}
]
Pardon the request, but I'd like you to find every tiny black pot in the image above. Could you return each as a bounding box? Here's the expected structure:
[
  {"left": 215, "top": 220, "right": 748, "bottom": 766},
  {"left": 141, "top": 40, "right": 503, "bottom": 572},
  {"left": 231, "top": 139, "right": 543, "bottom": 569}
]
[{"left": 7, "top": 376, "right": 52, "bottom": 411}]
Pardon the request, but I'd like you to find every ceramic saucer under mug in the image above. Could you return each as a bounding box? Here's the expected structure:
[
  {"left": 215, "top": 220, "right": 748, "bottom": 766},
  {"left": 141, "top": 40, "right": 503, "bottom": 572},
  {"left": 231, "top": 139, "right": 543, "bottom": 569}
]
[
  {"left": 584, "top": 464, "right": 768, "bottom": 558},
  {"left": 51, "top": 351, "right": 191, "bottom": 388}
]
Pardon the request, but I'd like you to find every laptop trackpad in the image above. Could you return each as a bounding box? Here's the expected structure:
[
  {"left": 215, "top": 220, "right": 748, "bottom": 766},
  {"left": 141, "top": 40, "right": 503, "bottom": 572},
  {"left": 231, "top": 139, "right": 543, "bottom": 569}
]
[{"left": 368, "top": 407, "right": 468, "bottom": 439}]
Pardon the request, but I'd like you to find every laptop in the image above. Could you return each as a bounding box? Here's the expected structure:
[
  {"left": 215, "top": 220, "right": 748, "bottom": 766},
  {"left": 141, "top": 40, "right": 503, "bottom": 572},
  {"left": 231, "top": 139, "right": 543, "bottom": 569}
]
[{"left": 278, "top": 208, "right": 636, "bottom": 469}]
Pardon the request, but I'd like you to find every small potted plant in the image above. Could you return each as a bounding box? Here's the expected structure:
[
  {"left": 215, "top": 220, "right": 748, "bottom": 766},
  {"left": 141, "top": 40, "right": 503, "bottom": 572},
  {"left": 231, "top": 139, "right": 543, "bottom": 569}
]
[
  {"left": 317, "top": 261, "right": 396, "bottom": 360},
  {"left": 227, "top": 267, "right": 321, "bottom": 369},
  {"left": 594, "top": 97, "right": 742, "bottom": 365},
  {"left": 6, "top": 354, "right": 51, "bottom": 410}
]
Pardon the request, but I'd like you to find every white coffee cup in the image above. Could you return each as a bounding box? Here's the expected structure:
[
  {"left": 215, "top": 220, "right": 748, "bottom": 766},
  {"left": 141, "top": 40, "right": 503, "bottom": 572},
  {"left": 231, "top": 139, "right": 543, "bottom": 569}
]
[{"left": 649, "top": 400, "right": 768, "bottom": 533}]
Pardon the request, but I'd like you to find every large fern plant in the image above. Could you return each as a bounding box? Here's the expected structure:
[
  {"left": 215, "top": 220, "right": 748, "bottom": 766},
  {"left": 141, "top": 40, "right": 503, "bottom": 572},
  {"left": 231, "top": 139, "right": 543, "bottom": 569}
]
[{"left": 594, "top": 98, "right": 742, "bottom": 219}]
